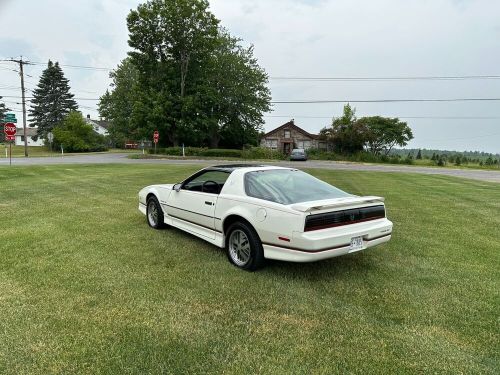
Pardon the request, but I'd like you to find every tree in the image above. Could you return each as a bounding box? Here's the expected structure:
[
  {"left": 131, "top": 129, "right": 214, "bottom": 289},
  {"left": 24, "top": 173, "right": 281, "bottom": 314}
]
[
  {"left": 320, "top": 104, "right": 366, "bottom": 154},
  {"left": 121, "top": 0, "right": 271, "bottom": 148},
  {"left": 98, "top": 58, "right": 141, "bottom": 145},
  {"left": 416, "top": 149, "right": 422, "bottom": 159},
  {"left": 52, "top": 111, "right": 107, "bottom": 152},
  {"left": 29, "top": 61, "right": 78, "bottom": 141},
  {"left": 0, "top": 97, "right": 9, "bottom": 142},
  {"left": 358, "top": 116, "right": 413, "bottom": 155},
  {"left": 0, "top": 97, "right": 8, "bottom": 121},
  {"left": 194, "top": 29, "right": 271, "bottom": 148},
  {"left": 127, "top": 0, "right": 219, "bottom": 146}
]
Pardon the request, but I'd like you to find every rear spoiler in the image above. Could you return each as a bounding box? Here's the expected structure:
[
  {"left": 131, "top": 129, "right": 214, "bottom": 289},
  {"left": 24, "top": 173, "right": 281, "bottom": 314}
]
[{"left": 290, "top": 196, "right": 385, "bottom": 213}]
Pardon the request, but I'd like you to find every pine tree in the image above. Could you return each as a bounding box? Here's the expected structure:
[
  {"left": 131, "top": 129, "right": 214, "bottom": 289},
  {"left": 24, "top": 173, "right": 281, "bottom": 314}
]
[
  {"left": 29, "top": 60, "right": 78, "bottom": 140},
  {"left": 0, "top": 96, "right": 8, "bottom": 121},
  {"left": 0, "top": 97, "right": 9, "bottom": 142},
  {"left": 416, "top": 149, "right": 422, "bottom": 159}
]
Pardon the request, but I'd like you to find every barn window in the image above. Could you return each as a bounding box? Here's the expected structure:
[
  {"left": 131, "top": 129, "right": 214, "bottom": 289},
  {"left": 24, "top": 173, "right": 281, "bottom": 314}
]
[{"left": 284, "top": 130, "right": 291, "bottom": 138}]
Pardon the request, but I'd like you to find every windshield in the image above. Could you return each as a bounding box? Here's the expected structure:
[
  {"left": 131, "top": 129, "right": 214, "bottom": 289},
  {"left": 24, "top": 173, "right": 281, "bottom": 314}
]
[{"left": 244, "top": 169, "right": 351, "bottom": 205}]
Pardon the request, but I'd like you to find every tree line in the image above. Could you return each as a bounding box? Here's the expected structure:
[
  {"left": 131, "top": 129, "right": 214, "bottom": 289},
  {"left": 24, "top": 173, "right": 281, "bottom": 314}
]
[{"left": 98, "top": 0, "right": 271, "bottom": 149}]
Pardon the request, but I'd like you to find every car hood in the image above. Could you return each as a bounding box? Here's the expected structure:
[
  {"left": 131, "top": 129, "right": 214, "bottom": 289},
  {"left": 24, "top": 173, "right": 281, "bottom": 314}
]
[{"left": 290, "top": 196, "right": 385, "bottom": 212}]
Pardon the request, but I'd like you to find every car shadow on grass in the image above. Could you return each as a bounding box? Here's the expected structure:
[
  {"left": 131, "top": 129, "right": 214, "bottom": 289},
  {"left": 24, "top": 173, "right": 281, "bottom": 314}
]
[
  {"left": 162, "top": 226, "right": 381, "bottom": 281},
  {"left": 263, "top": 253, "right": 380, "bottom": 281}
]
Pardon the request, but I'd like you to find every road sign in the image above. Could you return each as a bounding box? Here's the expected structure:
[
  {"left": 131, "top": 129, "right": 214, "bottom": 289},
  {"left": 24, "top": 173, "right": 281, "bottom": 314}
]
[
  {"left": 153, "top": 130, "right": 159, "bottom": 144},
  {"left": 2, "top": 114, "right": 17, "bottom": 124},
  {"left": 6, "top": 135, "right": 15, "bottom": 141},
  {"left": 4, "top": 123, "right": 16, "bottom": 136}
]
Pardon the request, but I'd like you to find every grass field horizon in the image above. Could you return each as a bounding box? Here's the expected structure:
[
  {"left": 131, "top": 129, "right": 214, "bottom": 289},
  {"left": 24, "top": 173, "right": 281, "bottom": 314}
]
[{"left": 0, "top": 164, "right": 498, "bottom": 374}]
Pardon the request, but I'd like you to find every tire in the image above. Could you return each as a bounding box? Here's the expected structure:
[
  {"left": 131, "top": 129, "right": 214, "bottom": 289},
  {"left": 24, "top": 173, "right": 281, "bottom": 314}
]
[
  {"left": 225, "top": 221, "right": 265, "bottom": 271},
  {"left": 146, "top": 196, "right": 166, "bottom": 229}
]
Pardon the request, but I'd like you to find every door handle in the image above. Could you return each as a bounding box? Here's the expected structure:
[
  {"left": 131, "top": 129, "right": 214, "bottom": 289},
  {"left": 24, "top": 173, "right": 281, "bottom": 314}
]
[{"left": 205, "top": 201, "right": 213, "bottom": 206}]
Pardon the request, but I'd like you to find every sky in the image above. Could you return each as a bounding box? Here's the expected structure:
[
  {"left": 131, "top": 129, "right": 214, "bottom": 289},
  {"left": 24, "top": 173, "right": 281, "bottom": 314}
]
[{"left": 0, "top": 0, "right": 499, "bottom": 153}]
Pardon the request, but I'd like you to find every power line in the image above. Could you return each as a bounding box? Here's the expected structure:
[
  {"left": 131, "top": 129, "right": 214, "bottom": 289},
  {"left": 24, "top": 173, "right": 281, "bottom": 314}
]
[
  {"left": 270, "top": 98, "right": 500, "bottom": 104},
  {"left": 29, "top": 61, "right": 112, "bottom": 71},
  {"left": 264, "top": 115, "right": 500, "bottom": 120},
  {"left": 4, "top": 95, "right": 500, "bottom": 104},
  {"left": 269, "top": 75, "right": 500, "bottom": 81},
  {"left": 16, "top": 62, "right": 500, "bottom": 81}
]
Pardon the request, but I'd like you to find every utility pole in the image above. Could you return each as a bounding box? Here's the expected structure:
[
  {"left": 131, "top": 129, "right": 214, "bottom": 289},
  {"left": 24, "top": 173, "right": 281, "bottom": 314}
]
[
  {"left": 2, "top": 57, "right": 31, "bottom": 157},
  {"left": 19, "top": 58, "right": 28, "bottom": 157}
]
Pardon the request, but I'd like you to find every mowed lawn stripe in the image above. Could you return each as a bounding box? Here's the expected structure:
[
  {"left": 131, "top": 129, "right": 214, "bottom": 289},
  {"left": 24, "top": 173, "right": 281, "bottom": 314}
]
[{"left": 0, "top": 164, "right": 498, "bottom": 374}]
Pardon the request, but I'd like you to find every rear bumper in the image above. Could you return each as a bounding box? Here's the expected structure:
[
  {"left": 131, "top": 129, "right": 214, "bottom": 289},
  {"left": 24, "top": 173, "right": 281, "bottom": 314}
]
[{"left": 263, "top": 218, "right": 393, "bottom": 262}]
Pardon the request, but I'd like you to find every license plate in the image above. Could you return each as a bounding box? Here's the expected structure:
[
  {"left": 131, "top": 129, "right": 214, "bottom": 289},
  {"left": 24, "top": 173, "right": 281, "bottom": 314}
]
[{"left": 349, "top": 236, "right": 364, "bottom": 252}]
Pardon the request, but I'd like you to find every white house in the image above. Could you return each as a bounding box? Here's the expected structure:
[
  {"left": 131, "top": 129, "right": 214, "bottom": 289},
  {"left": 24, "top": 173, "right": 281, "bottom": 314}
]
[
  {"left": 15, "top": 127, "right": 44, "bottom": 147},
  {"left": 85, "top": 115, "right": 109, "bottom": 136}
]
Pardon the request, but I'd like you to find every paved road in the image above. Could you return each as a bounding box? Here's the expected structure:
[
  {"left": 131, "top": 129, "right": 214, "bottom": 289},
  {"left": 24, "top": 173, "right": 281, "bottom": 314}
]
[{"left": 2, "top": 153, "right": 500, "bottom": 183}]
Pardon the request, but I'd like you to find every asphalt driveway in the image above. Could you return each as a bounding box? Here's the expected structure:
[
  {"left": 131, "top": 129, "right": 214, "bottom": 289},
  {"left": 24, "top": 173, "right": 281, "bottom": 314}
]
[{"left": 1, "top": 152, "right": 499, "bottom": 183}]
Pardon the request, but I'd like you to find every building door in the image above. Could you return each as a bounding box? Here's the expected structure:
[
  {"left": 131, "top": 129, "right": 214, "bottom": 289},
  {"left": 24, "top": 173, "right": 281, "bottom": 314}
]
[{"left": 283, "top": 142, "right": 292, "bottom": 154}]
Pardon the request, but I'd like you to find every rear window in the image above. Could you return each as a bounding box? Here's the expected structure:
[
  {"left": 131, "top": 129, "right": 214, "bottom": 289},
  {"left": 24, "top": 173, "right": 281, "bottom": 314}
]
[{"left": 244, "top": 169, "right": 351, "bottom": 205}]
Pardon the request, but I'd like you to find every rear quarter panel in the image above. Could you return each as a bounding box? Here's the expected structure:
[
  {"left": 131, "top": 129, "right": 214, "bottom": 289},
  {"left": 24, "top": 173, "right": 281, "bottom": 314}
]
[{"left": 215, "top": 195, "right": 304, "bottom": 244}]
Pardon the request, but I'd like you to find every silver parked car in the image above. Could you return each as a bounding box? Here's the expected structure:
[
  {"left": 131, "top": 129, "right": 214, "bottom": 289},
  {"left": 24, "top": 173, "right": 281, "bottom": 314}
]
[{"left": 290, "top": 148, "right": 307, "bottom": 161}]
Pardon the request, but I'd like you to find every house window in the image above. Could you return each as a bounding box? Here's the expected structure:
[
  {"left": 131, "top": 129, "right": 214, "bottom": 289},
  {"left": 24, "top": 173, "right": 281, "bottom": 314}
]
[
  {"left": 266, "top": 139, "right": 278, "bottom": 149},
  {"left": 284, "top": 130, "right": 291, "bottom": 138},
  {"left": 297, "top": 140, "right": 312, "bottom": 150},
  {"left": 20, "top": 135, "right": 25, "bottom": 142}
]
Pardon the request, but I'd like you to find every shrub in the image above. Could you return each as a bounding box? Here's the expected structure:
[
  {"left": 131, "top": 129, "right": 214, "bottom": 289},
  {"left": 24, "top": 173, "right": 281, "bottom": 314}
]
[
  {"left": 150, "top": 147, "right": 242, "bottom": 158},
  {"left": 53, "top": 111, "right": 108, "bottom": 152},
  {"left": 241, "top": 147, "right": 286, "bottom": 160}
]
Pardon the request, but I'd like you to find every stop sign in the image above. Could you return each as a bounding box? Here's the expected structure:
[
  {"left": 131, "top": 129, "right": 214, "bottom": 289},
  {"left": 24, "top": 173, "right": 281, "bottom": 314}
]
[
  {"left": 4, "top": 123, "right": 16, "bottom": 136},
  {"left": 153, "top": 130, "right": 159, "bottom": 143}
]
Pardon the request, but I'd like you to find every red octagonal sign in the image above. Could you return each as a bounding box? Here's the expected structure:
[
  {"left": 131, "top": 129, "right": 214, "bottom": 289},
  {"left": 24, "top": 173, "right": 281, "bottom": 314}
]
[{"left": 4, "top": 123, "right": 16, "bottom": 136}]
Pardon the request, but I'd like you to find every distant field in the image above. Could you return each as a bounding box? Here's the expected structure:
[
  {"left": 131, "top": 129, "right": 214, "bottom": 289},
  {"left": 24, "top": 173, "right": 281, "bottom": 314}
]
[
  {"left": 411, "top": 158, "right": 500, "bottom": 170},
  {"left": 0, "top": 164, "right": 498, "bottom": 374}
]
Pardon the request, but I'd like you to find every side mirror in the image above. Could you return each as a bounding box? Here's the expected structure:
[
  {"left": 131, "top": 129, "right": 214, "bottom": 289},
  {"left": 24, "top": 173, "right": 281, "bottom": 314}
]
[{"left": 173, "top": 183, "right": 182, "bottom": 192}]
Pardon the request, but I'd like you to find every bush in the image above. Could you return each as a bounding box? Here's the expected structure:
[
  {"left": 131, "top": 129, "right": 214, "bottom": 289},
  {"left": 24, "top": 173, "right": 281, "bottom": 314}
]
[
  {"left": 53, "top": 111, "right": 108, "bottom": 152},
  {"left": 150, "top": 147, "right": 242, "bottom": 158},
  {"left": 151, "top": 146, "right": 287, "bottom": 160},
  {"left": 201, "top": 148, "right": 242, "bottom": 157},
  {"left": 149, "top": 146, "right": 416, "bottom": 165},
  {"left": 307, "top": 149, "right": 414, "bottom": 165},
  {"left": 241, "top": 147, "right": 286, "bottom": 160}
]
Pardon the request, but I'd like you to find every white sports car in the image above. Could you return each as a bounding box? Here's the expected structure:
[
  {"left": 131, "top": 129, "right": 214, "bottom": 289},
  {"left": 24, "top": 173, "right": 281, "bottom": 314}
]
[{"left": 138, "top": 165, "right": 393, "bottom": 271}]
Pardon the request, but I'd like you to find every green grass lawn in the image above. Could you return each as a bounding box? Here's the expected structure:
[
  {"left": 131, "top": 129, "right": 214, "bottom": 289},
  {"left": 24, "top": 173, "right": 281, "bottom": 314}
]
[
  {"left": 0, "top": 164, "right": 498, "bottom": 374},
  {"left": 0, "top": 145, "right": 140, "bottom": 158}
]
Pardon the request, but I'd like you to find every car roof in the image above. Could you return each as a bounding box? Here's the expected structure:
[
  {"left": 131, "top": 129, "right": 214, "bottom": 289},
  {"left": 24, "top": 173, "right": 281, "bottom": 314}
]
[{"left": 205, "top": 164, "right": 290, "bottom": 173}]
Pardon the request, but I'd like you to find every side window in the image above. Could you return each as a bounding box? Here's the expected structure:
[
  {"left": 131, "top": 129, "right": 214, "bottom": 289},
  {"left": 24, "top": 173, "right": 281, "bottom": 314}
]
[
  {"left": 182, "top": 170, "right": 230, "bottom": 194},
  {"left": 284, "top": 130, "right": 291, "bottom": 138}
]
